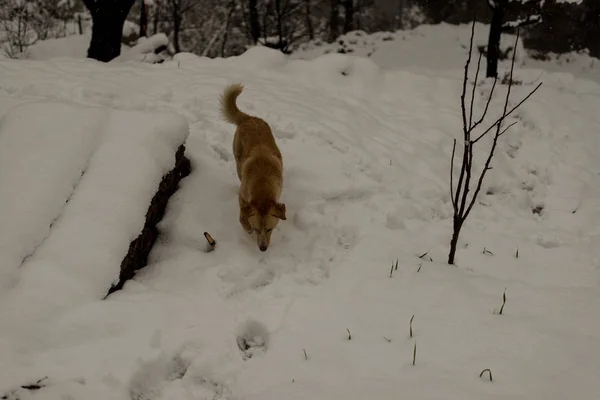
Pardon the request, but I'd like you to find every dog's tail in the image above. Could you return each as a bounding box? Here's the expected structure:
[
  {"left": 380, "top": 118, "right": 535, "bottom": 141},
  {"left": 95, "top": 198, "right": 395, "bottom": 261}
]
[{"left": 220, "top": 83, "right": 250, "bottom": 125}]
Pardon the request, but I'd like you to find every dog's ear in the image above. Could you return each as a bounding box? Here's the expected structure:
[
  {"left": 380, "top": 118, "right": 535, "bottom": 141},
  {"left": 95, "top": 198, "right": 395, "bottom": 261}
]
[{"left": 273, "top": 202, "right": 287, "bottom": 220}]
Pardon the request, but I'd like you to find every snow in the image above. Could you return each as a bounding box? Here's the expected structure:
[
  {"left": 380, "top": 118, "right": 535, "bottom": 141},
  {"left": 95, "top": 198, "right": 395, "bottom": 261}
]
[
  {"left": 0, "top": 101, "right": 108, "bottom": 290},
  {"left": 114, "top": 34, "right": 170, "bottom": 64},
  {"left": 24, "top": 33, "right": 128, "bottom": 61},
  {"left": 0, "top": 23, "right": 599, "bottom": 400},
  {"left": 0, "top": 100, "right": 189, "bottom": 391},
  {"left": 292, "top": 23, "right": 600, "bottom": 84}
]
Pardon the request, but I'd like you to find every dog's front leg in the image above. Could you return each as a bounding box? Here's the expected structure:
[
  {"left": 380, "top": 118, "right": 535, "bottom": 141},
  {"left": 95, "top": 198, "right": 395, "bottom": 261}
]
[
  {"left": 240, "top": 213, "right": 252, "bottom": 234},
  {"left": 239, "top": 195, "right": 253, "bottom": 234}
]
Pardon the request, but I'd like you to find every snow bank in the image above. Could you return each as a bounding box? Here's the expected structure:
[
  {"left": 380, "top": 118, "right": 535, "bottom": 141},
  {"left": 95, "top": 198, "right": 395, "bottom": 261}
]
[
  {"left": 0, "top": 100, "right": 189, "bottom": 341},
  {"left": 0, "top": 101, "right": 108, "bottom": 289},
  {"left": 24, "top": 33, "right": 130, "bottom": 61},
  {"left": 114, "top": 34, "right": 170, "bottom": 64}
]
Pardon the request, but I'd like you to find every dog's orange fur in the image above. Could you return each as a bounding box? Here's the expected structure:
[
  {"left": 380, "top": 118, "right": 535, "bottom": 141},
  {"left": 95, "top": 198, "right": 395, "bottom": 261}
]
[{"left": 220, "top": 83, "right": 286, "bottom": 252}]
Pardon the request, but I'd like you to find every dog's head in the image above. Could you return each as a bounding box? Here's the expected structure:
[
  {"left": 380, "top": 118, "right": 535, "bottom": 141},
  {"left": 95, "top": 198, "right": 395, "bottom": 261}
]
[{"left": 243, "top": 201, "right": 286, "bottom": 251}]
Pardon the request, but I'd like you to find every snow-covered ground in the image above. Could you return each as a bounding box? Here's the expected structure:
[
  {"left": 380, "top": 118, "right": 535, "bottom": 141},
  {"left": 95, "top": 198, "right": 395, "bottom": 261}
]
[
  {"left": 293, "top": 23, "right": 600, "bottom": 85},
  {"left": 0, "top": 24, "right": 599, "bottom": 400}
]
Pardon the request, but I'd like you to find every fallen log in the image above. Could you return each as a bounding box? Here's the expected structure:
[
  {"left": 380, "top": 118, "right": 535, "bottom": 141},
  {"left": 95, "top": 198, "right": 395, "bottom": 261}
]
[{"left": 105, "top": 144, "right": 191, "bottom": 297}]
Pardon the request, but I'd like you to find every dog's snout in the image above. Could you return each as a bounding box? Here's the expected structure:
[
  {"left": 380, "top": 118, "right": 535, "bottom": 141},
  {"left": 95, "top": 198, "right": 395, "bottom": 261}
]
[{"left": 259, "top": 244, "right": 268, "bottom": 252}]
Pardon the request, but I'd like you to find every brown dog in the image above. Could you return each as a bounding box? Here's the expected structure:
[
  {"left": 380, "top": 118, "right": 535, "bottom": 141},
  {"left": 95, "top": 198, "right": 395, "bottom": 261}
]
[{"left": 220, "top": 83, "right": 286, "bottom": 251}]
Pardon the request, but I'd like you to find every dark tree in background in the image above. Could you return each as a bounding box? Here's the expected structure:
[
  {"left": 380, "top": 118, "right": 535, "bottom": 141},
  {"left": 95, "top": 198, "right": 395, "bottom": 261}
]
[
  {"left": 83, "top": 0, "right": 136, "bottom": 62},
  {"left": 328, "top": 0, "right": 339, "bottom": 41},
  {"left": 139, "top": 0, "right": 148, "bottom": 38},
  {"left": 248, "top": 0, "right": 261, "bottom": 44},
  {"left": 486, "top": 0, "right": 542, "bottom": 77}
]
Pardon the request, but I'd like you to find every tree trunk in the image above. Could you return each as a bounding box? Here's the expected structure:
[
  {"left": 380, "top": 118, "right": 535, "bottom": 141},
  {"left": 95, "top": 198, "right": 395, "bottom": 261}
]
[
  {"left": 448, "top": 217, "right": 463, "bottom": 265},
  {"left": 328, "top": 0, "right": 339, "bottom": 42},
  {"left": 274, "top": 0, "right": 284, "bottom": 50},
  {"left": 86, "top": 0, "right": 135, "bottom": 62},
  {"left": 173, "top": 7, "right": 181, "bottom": 53},
  {"left": 153, "top": 2, "right": 159, "bottom": 34},
  {"left": 305, "top": 0, "right": 314, "bottom": 40},
  {"left": 139, "top": 0, "right": 148, "bottom": 37},
  {"left": 486, "top": 4, "right": 504, "bottom": 78},
  {"left": 221, "top": 0, "right": 236, "bottom": 57},
  {"left": 248, "top": 0, "right": 261, "bottom": 44},
  {"left": 343, "top": 0, "right": 354, "bottom": 33}
]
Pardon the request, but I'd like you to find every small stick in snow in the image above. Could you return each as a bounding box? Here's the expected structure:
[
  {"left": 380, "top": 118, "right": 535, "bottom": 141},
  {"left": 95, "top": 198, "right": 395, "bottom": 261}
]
[
  {"left": 418, "top": 251, "right": 433, "bottom": 262},
  {"left": 498, "top": 287, "right": 507, "bottom": 315},
  {"left": 203, "top": 231, "right": 216, "bottom": 252},
  {"left": 479, "top": 368, "right": 493, "bottom": 381},
  {"left": 409, "top": 314, "right": 415, "bottom": 338},
  {"left": 303, "top": 349, "right": 308, "bottom": 360},
  {"left": 515, "top": 247, "right": 519, "bottom": 259},
  {"left": 20, "top": 377, "right": 48, "bottom": 391},
  {"left": 346, "top": 328, "right": 352, "bottom": 340},
  {"left": 412, "top": 342, "right": 417, "bottom": 366},
  {"left": 416, "top": 262, "right": 423, "bottom": 272}
]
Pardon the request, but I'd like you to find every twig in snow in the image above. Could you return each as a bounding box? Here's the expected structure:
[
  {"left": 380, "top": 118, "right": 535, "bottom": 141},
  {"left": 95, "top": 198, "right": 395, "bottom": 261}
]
[
  {"left": 418, "top": 251, "right": 433, "bottom": 262},
  {"left": 498, "top": 287, "right": 507, "bottom": 315},
  {"left": 409, "top": 315, "right": 415, "bottom": 338},
  {"left": 479, "top": 368, "right": 493, "bottom": 381},
  {"left": 346, "top": 328, "right": 352, "bottom": 340},
  {"left": 412, "top": 342, "right": 417, "bottom": 366}
]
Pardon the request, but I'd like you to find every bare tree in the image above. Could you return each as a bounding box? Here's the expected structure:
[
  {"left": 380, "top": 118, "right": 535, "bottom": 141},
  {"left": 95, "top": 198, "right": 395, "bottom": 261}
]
[
  {"left": 159, "top": 0, "right": 203, "bottom": 52},
  {"left": 0, "top": 0, "right": 37, "bottom": 57},
  {"left": 448, "top": 5, "right": 542, "bottom": 265},
  {"left": 486, "top": 0, "right": 543, "bottom": 77}
]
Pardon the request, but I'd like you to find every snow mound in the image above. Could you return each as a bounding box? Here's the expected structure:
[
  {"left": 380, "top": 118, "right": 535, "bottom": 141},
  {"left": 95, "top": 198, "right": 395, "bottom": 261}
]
[
  {"left": 24, "top": 33, "right": 129, "bottom": 61},
  {"left": 0, "top": 101, "right": 108, "bottom": 290},
  {"left": 0, "top": 100, "right": 189, "bottom": 346},
  {"left": 115, "top": 34, "right": 170, "bottom": 64}
]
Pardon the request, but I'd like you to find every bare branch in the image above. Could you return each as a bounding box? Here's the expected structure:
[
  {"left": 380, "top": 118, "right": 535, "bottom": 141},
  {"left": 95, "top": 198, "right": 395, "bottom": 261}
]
[
  {"left": 471, "top": 76, "right": 498, "bottom": 133},
  {"left": 471, "top": 81, "right": 542, "bottom": 144},
  {"left": 465, "top": 28, "right": 527, "bottom": 217},
  {"left": 502, "top": 14, "right": 541, "bottom": 31},
  {"left": 450, "top": 139, "right": 457, "bottom": 211},
  {"left": 468, "top": 52, "right": 483, "bottom": 128},
  {"left": 497, "top": 121, "right": 518, "bottom": 138},
  {"left": 455, "top": 2, "right": 479, "bottom": 211},
  {"left": 460, "top": 4, "right": 477, "bottom": 139}
]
